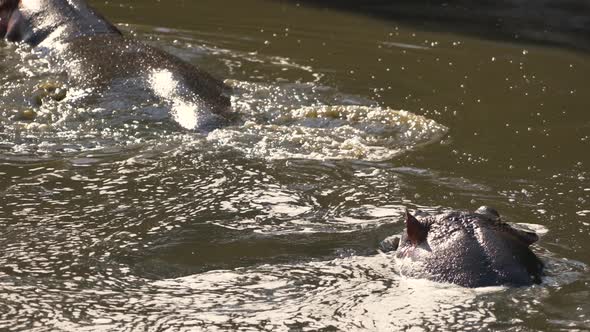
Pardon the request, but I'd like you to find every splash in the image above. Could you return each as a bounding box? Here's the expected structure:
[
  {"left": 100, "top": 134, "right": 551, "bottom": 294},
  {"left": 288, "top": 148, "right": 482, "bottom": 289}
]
[{"left": 208, "top": 105, "right": 448, "bottom": 161}]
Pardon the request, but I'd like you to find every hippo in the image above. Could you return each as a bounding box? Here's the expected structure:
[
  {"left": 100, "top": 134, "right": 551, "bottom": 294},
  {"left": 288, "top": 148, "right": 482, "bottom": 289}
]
[
  {"left": 0, "top": 0, "right": 233, "bottom": 130},
  {"left": 380, "top": 206, "right": 544, "bottom": 287}
]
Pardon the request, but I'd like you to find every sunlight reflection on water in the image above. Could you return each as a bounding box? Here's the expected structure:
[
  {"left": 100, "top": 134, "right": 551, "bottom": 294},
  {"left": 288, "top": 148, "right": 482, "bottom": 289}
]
[{"left": 1, "top": 5, "right": 589, "bottom": 331}]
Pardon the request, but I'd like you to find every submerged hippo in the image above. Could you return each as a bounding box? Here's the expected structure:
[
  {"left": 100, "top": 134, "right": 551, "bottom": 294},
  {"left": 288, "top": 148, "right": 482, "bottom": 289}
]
[
  {"left": 0, "top": 0, "right": 233, "bottom": 130},
  {"left": 381, "top": 206, "right": 544, "bottom": 287}
]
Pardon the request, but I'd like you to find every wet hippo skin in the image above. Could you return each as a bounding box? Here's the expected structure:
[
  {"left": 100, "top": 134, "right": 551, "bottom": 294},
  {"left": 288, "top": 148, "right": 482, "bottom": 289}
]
[
  {"left": 381, "top": 206, "right": 544, "bottom": 287},
  {"left": 0, "top": 0, "right": 233, "bottom": 130}
]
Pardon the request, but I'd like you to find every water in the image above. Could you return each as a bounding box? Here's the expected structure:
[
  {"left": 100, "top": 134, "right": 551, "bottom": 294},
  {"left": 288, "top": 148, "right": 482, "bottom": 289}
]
[{"left": 1, "top": 0, "right": 589, "bottom": 330}]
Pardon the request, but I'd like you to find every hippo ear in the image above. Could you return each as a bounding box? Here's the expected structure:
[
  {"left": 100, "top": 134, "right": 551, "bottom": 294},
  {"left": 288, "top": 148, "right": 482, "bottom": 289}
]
[{"left": 405, "top": 209, "right": 428, "bottom": 245}]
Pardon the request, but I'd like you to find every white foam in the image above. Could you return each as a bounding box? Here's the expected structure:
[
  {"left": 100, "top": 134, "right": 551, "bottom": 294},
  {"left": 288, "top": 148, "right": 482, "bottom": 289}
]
[{"left": 208, "top": 105, "right": 448, "bottom": 161}]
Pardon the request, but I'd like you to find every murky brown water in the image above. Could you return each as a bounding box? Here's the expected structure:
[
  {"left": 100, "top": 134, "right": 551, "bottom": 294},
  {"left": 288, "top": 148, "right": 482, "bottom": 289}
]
[{"left": 1, "top": 0, "right": 589, "bottom": 331}]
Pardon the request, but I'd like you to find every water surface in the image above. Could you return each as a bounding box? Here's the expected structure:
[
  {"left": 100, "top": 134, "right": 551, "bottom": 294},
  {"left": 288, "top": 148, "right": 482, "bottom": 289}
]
[{"left": 0, "top": 0, "right": 589, "bottom": 330}]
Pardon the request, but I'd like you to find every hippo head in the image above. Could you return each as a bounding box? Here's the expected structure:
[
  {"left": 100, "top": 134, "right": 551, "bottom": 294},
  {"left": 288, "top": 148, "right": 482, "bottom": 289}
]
[
  {"left": 389, "top": 207, "right": 543, "bottom": 287},
  {"left": 0, "top": 0, "right": 120, "bottom": 46}
]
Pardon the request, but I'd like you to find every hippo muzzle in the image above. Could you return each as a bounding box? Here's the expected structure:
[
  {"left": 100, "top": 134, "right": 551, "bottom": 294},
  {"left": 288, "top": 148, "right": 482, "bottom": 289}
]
[{"left": 1, "top": 0, "right": 122, "bottom": 46}]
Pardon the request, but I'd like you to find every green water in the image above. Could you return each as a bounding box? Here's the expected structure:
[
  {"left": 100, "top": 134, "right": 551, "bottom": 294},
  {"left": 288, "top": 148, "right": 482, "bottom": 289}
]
[{"left": 0, "top": 0, "right": 588, "bottom": 330}]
